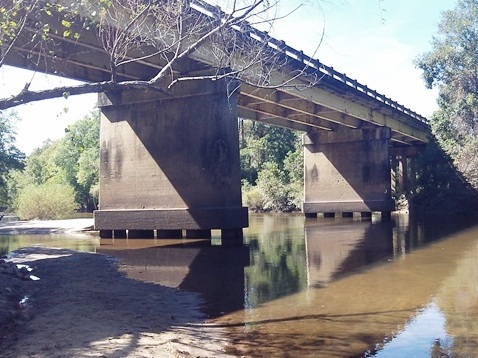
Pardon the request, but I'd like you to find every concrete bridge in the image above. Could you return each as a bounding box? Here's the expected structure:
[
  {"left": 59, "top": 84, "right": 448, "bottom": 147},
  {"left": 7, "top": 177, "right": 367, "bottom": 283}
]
[{"left": 4, "top": 0, "right": 430, "bottom": 241}]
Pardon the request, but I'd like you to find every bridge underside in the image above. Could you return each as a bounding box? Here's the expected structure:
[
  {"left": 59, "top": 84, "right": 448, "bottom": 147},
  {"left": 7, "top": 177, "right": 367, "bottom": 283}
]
[
  {"left": 3, "top": 9, "right": 430, "bottom": 238},
  {"left": 92, "top": 80, "right": 423, "bottom": 241}
]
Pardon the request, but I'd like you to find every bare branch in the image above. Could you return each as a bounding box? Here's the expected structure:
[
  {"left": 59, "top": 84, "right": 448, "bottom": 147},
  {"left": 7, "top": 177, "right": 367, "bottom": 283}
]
[
  {"left": 0, "top": 80, "right": 170, "bottom": 110},
  {"left": 1, "top": 0, "right": 327, "bottom": 109}
]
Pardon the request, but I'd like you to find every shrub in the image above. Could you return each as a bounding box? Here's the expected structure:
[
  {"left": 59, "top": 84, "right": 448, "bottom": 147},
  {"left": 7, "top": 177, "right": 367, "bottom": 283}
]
[
  {"left": 243, "top": 186, "right": 264, "bottom": 212},
  {"left": 257, "top": 162, "right": 296, "bottom": 212},
  {"left": 15, "top": 183, "right": 78, "bottom": 220}
]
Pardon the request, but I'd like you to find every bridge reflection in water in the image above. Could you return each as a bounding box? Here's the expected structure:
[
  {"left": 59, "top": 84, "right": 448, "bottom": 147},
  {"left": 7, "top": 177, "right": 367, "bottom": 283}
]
[{"left": 99, "top": 214, "right": 478, "bottom": 357}]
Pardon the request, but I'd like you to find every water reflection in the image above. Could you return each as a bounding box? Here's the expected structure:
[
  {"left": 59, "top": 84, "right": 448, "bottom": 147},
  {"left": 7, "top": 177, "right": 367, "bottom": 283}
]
[
  {"left": 371, "top": 300, "right": 453, "bottom": 357},
  {"left": 98, "top": 239, "right": 250, "bottom": 318},
  {"left": 305, "top": 220, "right": 393, "bottom": 288},
  {"left": 2, "top": 213, "right": 478, "bottom": 357},
  {"left": 0, "top": 233, "right": 99, "bottom": 257},
  {"left": 245, "top": 215, "right": 307, "bottom": 308},
  {"left": 215, "top": 214, "right": 478, "bottom": 357}
]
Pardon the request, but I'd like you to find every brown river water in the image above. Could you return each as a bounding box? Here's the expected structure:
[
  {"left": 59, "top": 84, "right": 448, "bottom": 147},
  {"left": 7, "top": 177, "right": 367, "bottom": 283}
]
[{"left": 2, "top": 212, "right": 478, "bottom": 357}]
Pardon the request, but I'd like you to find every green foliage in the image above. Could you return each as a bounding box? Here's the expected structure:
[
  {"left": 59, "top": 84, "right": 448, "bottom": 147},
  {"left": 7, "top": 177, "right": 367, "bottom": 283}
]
[
  {"left": 54, "top": 111, "right": 100, "bottom": 210},
  {"left": 0, "top": 110, "right": 25, "bottom": 206},
  {"left": 240, "top": 120, "right": 299, "bottom": 185},
  {"left": 24, "top": 140, "right": 64, "bottom": 185},
  {"left": 0, "top": 0, "right": 83, "bottom": 53},
  {"left": 8, "top": 111, "right": 100, "bottom": 214},
  {"left": 416, "top": 0, "right": 478, "bottom": 189},
  {"left": 242, "top": 182, "right": 264, "bottom": 212},
  {"left": 245, "top": 215, "right": 307, "bottom": 307},
  {"left": 239, "top": 119, "right": 303, "bottom": 212},
  {"left": 256, "top": 162, "right": 294, "bottom": 211},
  {"left": 15, "top": 183, "right": 77, "bottom": 220}
]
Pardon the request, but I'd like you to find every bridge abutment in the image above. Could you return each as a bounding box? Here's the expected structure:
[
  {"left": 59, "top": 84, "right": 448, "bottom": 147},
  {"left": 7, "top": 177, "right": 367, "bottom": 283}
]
[
  {"left": 93, "top": 80, "right": 248, "bottom": 242},
  {"left": 302, "top": 127, "right": 395, "bottom": 217}
]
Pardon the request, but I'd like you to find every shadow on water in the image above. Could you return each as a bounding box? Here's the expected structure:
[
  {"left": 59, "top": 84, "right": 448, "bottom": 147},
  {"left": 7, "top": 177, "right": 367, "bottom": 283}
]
[{"left": 99, "top": 213, "right": 478, "bottom": 318}]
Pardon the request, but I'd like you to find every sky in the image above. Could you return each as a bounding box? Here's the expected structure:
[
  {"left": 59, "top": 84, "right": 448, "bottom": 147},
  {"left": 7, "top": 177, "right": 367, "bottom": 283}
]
[{"left": 0, "top": 0, "right": 457, "bottom": 155}]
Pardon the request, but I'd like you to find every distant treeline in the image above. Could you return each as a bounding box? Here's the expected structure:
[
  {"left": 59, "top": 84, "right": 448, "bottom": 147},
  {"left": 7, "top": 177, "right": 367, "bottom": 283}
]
[{"left": 2, "top": 108, "right": 478, "bottom": 220}]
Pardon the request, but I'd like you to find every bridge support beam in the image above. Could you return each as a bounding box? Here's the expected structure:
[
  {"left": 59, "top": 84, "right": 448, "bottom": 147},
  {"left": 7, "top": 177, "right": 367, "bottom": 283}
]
[
  {"left": 302, "top": 127, "right": 395, "bottom": 216},
  {"left": 94, "top": 80, "right": 248, "bottom": 241},
  {"left": 391, "top": 146, "right": 424, "bottom": 197}
]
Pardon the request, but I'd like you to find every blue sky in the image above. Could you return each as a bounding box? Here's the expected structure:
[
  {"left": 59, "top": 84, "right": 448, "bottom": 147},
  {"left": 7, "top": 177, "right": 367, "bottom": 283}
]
[{"left": 1, "top": 0, "right": 456, "bottom": 154}]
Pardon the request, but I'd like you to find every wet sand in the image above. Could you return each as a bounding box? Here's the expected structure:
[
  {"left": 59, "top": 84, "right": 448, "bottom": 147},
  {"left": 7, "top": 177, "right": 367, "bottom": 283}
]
[{"left": 0, "top": 220, "right": 236, "bottom": 357}]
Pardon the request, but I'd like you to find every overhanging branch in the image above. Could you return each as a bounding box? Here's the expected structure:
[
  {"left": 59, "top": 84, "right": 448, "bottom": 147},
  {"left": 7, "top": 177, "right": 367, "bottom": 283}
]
[{"left": 0, "top": 81, "right": 171, "bottom": 110}]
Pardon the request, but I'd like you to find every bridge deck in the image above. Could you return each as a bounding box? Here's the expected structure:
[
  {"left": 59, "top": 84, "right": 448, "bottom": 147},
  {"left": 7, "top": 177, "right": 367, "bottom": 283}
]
[{"left": 4, "top": 0, "right": 429, "bottom": 146}]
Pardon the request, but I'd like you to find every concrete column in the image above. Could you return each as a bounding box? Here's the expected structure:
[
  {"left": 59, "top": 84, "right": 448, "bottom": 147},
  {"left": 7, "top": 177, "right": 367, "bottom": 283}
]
[
  {"left": 302, "top": 127, "right": 394, "bottom": 215},
  {"left": 399, "top": 156, "right": 408, "bottom": 193},
  {"left": 94, "top": 80, "right": 248, "bottom": 239},
  {"left": 391, "top": 145, "right": 425, "bottom": 196},
  {"left": 391, "top": 155, "right": 399, "bottom": 196}
]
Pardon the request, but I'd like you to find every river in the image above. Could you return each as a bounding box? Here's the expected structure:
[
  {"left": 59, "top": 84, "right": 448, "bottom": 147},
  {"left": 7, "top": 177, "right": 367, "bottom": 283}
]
[{"left": 2, "top": 212, "right": 478, "bottom": 357}]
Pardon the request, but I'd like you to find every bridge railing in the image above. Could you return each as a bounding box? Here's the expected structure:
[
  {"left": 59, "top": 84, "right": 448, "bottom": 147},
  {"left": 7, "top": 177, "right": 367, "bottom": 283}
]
[{"left": 190, "top": 0, "right": 429, "bottom": 125}]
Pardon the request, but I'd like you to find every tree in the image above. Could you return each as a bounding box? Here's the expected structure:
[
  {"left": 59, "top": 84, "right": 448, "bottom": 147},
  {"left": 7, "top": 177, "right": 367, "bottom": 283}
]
[
  {"left": 8, "top": 112, "right": 100, "bottom": 213},
  {"left": 23, "top": 140, "right": 63, "bottom": 186},
  {"left": 54, "top": 111, "right": 100, "bottom": 211},
  {"left": 7, "top": 139, "right": 79, "bottom": 217},
  {"left": 416, "top": 0, "right": 478, "bottom": 188},
  {"left": 240, "top": 119, "right": 298, "bottom": 185},
  {"left": 0, "top": 110, "right": 25, "bottom": 206},
  {"left": 15, "top": 183, "right": 77, "bottom": 220},
  {"left": 240, "top": 119, "right": 303, "bottom": 211},
  {"left": 1, "top": 0, "right": 321, "bottom": 109},
  {"left": 409, "top": 139, "right": 478, "bottom": 215}
]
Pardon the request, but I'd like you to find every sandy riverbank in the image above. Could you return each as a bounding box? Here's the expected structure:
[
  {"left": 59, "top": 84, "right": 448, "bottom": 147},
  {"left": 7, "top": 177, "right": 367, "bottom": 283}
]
[
  {"left": 0, "top": 218, "right": 95, "bottom": 235},
  {"left": 0, "top": 220, "right": 237, "bottom": 357}
]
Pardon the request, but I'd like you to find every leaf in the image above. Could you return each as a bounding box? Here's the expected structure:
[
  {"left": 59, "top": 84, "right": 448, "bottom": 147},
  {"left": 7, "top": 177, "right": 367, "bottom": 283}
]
[
  {"left": 61, "top": 19, "right": 71, "bottom": 28},
  {"left": 62, "top": 92, "right": 70, "bottom": 99}
]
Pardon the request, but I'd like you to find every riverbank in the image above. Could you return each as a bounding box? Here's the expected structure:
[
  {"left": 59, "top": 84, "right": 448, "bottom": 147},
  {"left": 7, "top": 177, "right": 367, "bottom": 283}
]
[
  {"left": 0, "top": 220, "right": 236, "bottom": 357},
  {"left": 0, "top": 218, "right": 94, "bottom": 235}
]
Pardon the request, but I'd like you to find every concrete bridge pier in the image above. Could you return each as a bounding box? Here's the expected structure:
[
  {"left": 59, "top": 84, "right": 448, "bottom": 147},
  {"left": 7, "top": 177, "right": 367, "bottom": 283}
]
[
  {"left": 93, "top": 80, "right": 248, "bottom": 243},
  {"left": 302, "top": 127, "right": 395, "bottom": 218},
  {"left": 391, "top": 147, "right": 422, "bottom": 197}
]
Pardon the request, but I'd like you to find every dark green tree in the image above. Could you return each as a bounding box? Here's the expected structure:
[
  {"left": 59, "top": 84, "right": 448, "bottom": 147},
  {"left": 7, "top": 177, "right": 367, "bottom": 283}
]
[
  {"left": 416, "top": 0, "right": 478, "bottom": 188},
  {"left": 0, "top": 110, "right": 25, "bottom": 207},
  {"left": 410, "top": 139, "right": 478, "bottom": 214},
  {"left": 239, "top": 120, "right": 299, "bottom": 185},
  {"left": 240, "top": 119, "right": 304, "bottom": 211}
]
